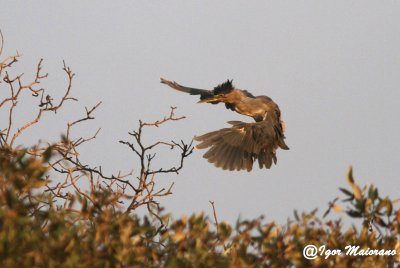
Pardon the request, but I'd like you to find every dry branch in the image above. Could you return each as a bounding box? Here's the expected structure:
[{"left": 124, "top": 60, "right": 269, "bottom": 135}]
[
  {"left": 119, "top": 107, "right": 193, "bottom": 231},
  {"left": 1, "top": 32, "right": 192, "bottom": 235}
]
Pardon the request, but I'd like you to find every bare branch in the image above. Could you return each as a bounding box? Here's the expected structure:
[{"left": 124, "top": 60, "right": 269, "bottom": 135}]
[
  {"left": 120, "top": 107, "right": 191, "bottom": 218},
  {"left": 1, "top": 31, "right": 191, "bottom": 229},
  {"left": 210, "top": 200, "right": 220, "bottom": 233},
  {"left": 140, "top": 106, "right": 185, "bottom": 127},
  {"left": 146, "top": 140, "right": 194, "bottom": 175},
  {"left": 0, "top": 29, "right": 4, "bottom": 56},
  {"left": 1, "top": 58, "right": 78, "bottom": 147},
  {"left": 45, "top": 60, "right": 77, "bottom": 112},
  {"left": 10, "top": 109, "right": 43, "bottom": 147}
]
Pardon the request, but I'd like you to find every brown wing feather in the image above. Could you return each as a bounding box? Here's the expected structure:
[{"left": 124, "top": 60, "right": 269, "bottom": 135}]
[{"left": 194, "top": 115, "right": 288, "bottom": 171}]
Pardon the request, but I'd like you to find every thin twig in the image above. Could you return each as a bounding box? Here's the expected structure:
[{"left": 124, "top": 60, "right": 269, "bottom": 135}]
[{"left": 209, "top": 200, "right": 220, "bottom": 234}]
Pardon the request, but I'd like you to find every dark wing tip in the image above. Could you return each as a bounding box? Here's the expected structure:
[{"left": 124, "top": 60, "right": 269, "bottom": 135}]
[{"left": 279, "top": 141, "right": 290, "bottom": 150}]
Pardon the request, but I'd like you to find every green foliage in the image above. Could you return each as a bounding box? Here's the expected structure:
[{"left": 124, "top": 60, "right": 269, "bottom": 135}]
[{"left": 0, "top": 148, "right": 399, "bottom": 267}]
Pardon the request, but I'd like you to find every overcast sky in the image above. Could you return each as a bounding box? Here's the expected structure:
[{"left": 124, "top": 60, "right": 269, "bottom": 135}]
[{"left": 2, "top": 1, "right": 400, "bottom": 223}]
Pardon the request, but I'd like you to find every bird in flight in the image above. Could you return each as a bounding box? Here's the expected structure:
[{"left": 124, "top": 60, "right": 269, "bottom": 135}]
[{"left": 160, "top": 78, "right": 289, "bottom": 171}]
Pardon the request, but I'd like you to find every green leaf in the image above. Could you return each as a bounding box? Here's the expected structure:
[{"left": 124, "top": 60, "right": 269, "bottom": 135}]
[
  {"left": 386, "top": 200, "right": 393, "bottom": 216},
  {"left": 352, "top": 185, "right": 362, "bottom": 200},
  {"left": 374, "top": 216, "right": 387, "bottom": 227},
  {"left": 346, "top": 210, "right": 362, "bottom": 218},
  {"left": 339, "top": 187, "right": 353, "bottom": 197},
  {"left": 368, "top": 186, "right": 378, "bottom": 201},
  {"left": 347, "top": 166, "right": 354, "bottom": 186},
  {"left": 293, "top": 210, "right": 300, "bottom": 221},
  {"left": 377, "top": 198, "right": 392, "bottom": 215}
]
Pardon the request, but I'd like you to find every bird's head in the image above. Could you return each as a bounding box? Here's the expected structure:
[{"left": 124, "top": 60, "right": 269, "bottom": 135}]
[
  {"left": 198, "top": 79, "right": 234, "bottom": 104},
  {"left": 198, "top": 94, "right": 225, "bottom": 104}
]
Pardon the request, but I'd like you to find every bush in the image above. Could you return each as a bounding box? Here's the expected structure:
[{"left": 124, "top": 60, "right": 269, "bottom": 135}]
[{"left": 1, "top": 147, "right": 399, "bottom": 267}]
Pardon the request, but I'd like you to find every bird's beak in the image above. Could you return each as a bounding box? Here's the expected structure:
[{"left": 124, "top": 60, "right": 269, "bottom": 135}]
[{"left": 197, "top": 95, "right": 223, "bottom": 103}]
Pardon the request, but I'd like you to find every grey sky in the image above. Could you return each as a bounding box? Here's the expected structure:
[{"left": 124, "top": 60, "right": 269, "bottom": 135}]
[{"left": 1, "top": 1, "right": 400, "bottom": 223}]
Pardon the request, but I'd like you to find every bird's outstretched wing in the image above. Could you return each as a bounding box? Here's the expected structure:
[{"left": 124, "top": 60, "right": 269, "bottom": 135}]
[
  {"left": 160, "top": 78, "right": 213, "bottom": 97},
  {"left": 160, "top": 78, "right": 239, "bottom": 104},
  {"left": 194, "top": 117, "right": 289, "bottom": 171}
]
